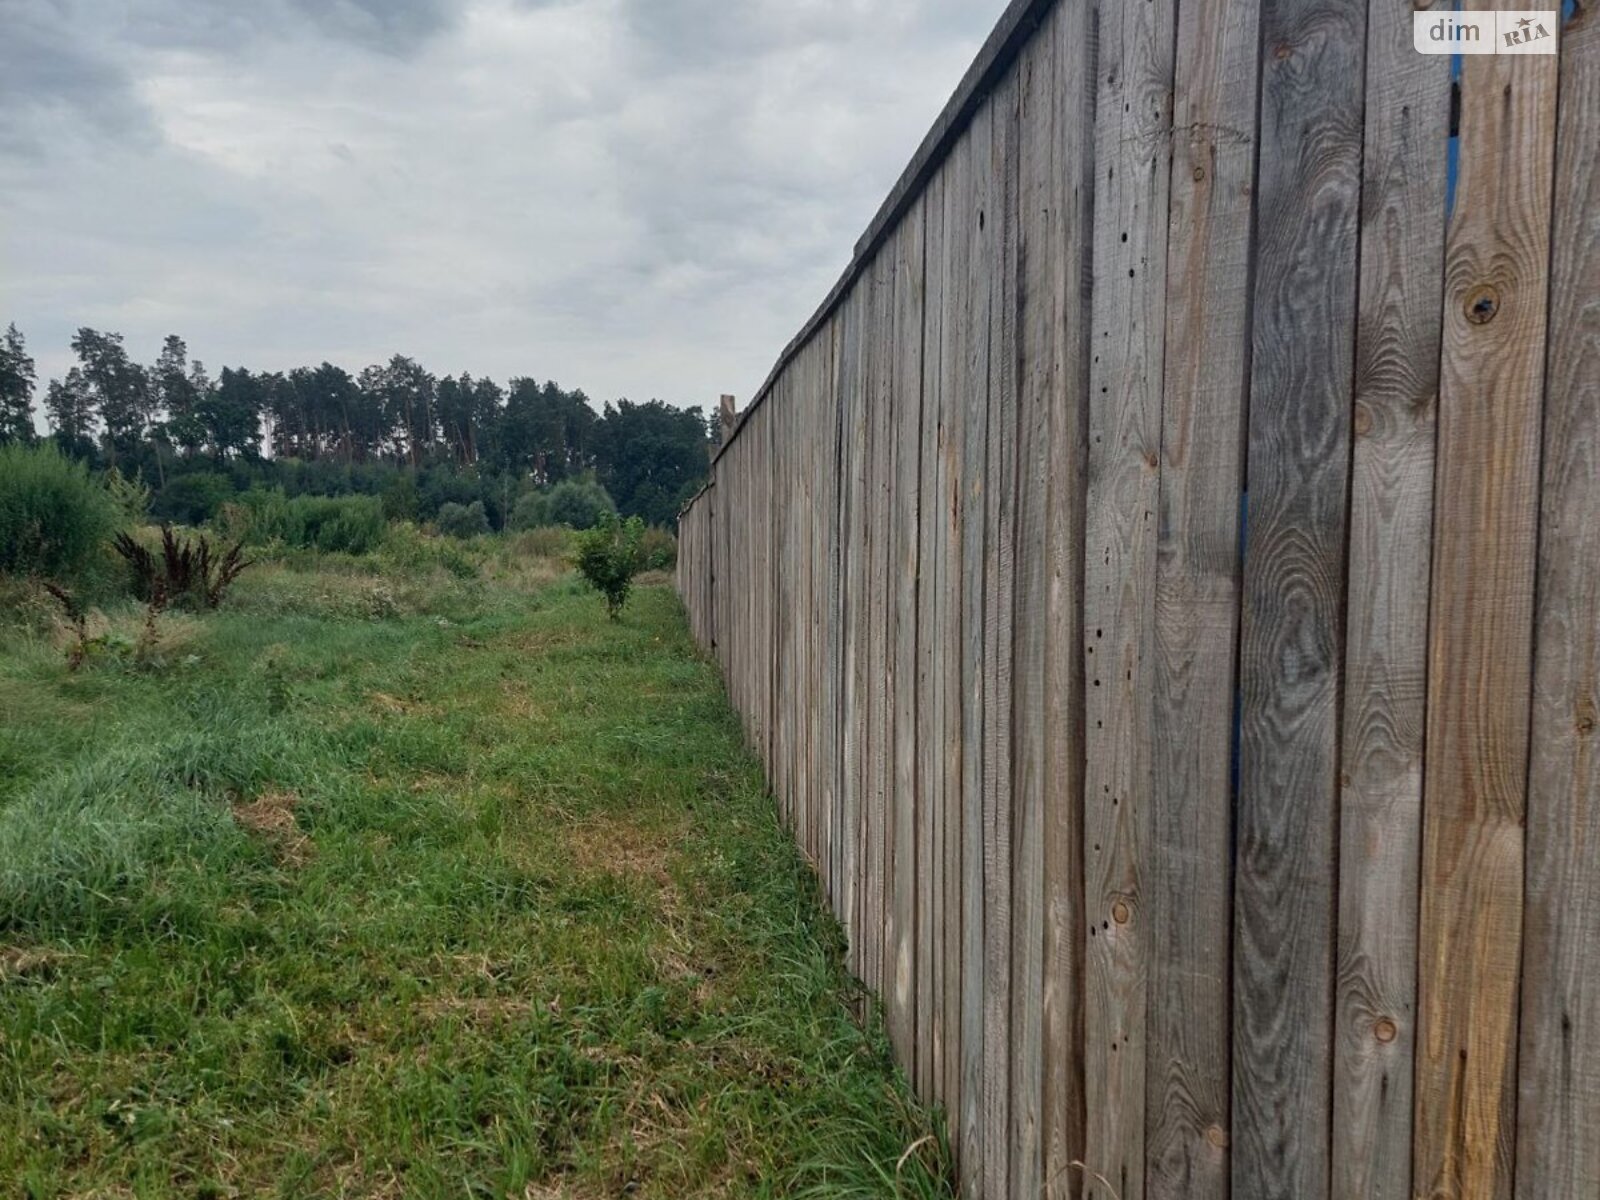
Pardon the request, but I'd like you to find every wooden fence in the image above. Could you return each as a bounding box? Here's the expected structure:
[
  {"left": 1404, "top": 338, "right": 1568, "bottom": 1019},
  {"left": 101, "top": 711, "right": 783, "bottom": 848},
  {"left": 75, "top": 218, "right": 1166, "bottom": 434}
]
[{"left": 675, "top": 0, "right": 1597, "bottom": 1195}]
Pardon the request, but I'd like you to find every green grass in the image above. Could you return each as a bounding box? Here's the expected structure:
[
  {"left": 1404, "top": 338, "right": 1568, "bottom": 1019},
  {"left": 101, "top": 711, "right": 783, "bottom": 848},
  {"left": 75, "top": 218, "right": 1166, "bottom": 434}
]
[{"left": 0, "top": 548, "right": 953, "bottom": 1199}]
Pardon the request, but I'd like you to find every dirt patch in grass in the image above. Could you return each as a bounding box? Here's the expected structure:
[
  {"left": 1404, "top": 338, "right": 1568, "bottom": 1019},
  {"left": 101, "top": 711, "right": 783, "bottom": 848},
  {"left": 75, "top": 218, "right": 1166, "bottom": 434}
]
[
  {"left": 367, "top": 690, "right": 438, "bottom": 718},
  {"left": 565, "top": 814, "right": 680, "bottom": 893},
  {"left": 232, "top": 789, "right": 313, "bottom": 866},
  {"left": 0, "top": 945, "right": 74, "bottom": 984}
]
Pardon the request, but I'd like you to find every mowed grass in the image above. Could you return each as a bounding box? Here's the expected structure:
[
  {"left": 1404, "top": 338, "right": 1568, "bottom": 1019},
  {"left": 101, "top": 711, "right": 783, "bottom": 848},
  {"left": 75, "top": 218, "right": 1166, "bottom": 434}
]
[{"left": 0, "top": 551, "right": 953, "bottom": 1199}]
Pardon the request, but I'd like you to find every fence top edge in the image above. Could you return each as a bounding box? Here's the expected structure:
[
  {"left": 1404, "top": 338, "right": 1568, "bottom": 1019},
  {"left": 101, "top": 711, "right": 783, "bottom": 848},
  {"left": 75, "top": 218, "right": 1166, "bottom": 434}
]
[{"left": 685, "top": 0, "right": 1061, "bottom": 504}]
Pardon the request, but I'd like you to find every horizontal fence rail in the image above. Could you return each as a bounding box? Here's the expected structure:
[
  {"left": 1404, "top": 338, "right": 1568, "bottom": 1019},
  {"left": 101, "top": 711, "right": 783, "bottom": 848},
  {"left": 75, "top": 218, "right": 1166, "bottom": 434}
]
[{"left": 676, "top": 0, "right": 1597, "bottom": 1196}]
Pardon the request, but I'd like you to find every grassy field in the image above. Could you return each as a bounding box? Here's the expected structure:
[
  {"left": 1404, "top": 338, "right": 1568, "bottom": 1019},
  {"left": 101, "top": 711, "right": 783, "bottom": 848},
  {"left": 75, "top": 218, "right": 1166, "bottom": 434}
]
[{"left": 0, "top": 542, "right": 953, "bottom": 1199}]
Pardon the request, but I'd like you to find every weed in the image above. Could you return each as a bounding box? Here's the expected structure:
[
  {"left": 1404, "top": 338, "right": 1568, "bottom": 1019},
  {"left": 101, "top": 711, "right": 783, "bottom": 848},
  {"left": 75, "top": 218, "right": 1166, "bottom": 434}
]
[
  {"left": 114, "top": 526, "right": 252, "bottom": 610},
  {"left": 41, "top": 582, "right": 91, "bottom": 671}
]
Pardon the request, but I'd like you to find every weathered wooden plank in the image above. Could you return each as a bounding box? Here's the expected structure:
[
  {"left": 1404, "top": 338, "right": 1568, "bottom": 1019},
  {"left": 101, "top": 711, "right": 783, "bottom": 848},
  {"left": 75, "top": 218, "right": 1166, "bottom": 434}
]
[
  {"left": 916, "top": 164, "right": 948, "bottom": 1105},
  {"left": 1081, "top": 0, "right": 1176, "bottom": 1190},
  {"left": 959, "top": 96, "right": 994, "bottom": 1191},
  {"left": 869, "top": 245, "right": 897, "bottom": 999},
  {"left": 829, "top": 314, "right": 846, "bottom": 918},
  {"left": 1413, "top": 6, "right": 1558, "bottom": 1196},
  {"left": 1516, "top": 12, "right": 1600, "bottom": 1194},
  {"left": 889, "top": 201, "right": 926, "bottom": 1069},
  {"left": 1145, "top": 0, "right": 1258, "bottom": 1189},
  {"left": 839, "top": 282, "right": 868, "bottom": 973},
  {"left": 1008, "top": 20, "right": 1055, "bottom": 1199},
  {"left": 980, "top": 68, "right": 1020, "bottom": 1200},
  {"left": 1330, "top": 11, "right": 1450, "bottom": 1187},
  {"left": 1043, "top": 2, "right": 1093, "bottom": 1193},
  {"left": 1232, "top": 0, "right": 1366, "bottom": 1195},
  {"left": 939, "top": 126, "right": 972, "bottom": 1152}
]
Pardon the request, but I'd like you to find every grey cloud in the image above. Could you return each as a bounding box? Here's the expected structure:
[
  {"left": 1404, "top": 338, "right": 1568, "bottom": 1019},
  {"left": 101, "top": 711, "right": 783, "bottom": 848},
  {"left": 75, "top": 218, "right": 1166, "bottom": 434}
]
[
  {"left": 4, "top": 0, "right": 1008, "bottom": 411},
  {"left": 0, "top": 2, "right": 155, "bottom": 155}
]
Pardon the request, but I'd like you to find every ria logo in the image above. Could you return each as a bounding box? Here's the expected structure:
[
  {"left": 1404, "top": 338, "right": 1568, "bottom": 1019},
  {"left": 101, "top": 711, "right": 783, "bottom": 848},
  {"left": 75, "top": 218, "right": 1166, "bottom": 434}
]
[{"left": 1414, "top": 10, "right": 1559, "bottom": 54}]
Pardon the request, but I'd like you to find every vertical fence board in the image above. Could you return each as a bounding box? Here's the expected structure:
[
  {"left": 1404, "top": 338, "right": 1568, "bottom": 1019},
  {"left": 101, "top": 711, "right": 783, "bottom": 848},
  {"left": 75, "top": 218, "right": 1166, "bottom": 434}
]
[
  {"left": 981, "top": 70, "right": 1021, "bottom": 1200},
  {"left": 1333, "top": 0, "right": 1447, "bottom": 1147},
  {"left": 1414, "top": 8, "right": 1558, "bottom": 1196},
  {"left": 890, "top": 201, "right": 927, "bottom": 1069},
  {"left": 1009, "top": 19, "right": 1057, "bottom": 1199},
  {"left": 1232, "top": 0, "right": 1366, "bottom": 1196},
  {"left": 917, "top": 165, "right": 949, "bottom": 1106},
  {"left": 1329, "top": 6, "right": 1449, "bottom": 1193},
  {"left": 939, "top": 128, "right": 972, "bottom": 1152},
  {"left": 869, "top": 244, "right": 896, "bottom": 999},
  {"left": 1081, "top": 0, "right": 1177, "bottom": 1190},
  {"left": 1517, "top": 11, "right": 1600, "bottom": 1192},
  {"left": 841, "top": 283, "right": 868, "bottom": 974},
  {"left": 1146, "top": 0, "right": 1258, "bottom": 1190},
  {"left": 1044, "top": 3, "right": 1094, "bottom": 1193},
  {"left": 960, "top": 97, "right": 995, "bottom": 1191}
]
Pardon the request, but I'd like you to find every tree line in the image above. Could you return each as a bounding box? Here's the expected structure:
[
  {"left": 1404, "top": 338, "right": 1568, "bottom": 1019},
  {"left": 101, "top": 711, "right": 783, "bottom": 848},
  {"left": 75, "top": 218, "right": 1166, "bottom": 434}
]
[{"left": 0, "top": 323, "right": 716, "bottom": 529}]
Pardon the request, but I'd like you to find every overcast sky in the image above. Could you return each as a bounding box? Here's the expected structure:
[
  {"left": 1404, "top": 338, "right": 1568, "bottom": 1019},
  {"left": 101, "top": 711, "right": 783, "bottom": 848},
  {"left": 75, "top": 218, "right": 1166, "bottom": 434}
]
[{"left": 1, "top": 0, "right": 1005, "bottom": 417}]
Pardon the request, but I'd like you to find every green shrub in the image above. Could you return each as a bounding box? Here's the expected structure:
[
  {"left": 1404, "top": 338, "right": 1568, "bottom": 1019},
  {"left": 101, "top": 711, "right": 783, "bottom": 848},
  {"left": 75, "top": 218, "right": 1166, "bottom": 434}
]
[
  {"left": 545, "top": 478, "right": 615, "bottom": 531},
  {"left": 639, "top": 527, "right": 678, "bottom": 572},
  {"left": 436, "top": 500, "right": 490, "bottom": 539},
  {"left": 573, "top": 512, "right": 645, "bottom": 619},
  {"left": 508, "top": 491, "right": 551, "bottom": 532},
  {"left": 0, "top": 442, "right": 121, "bottom": 583},
  {"left": 153, "top": 472, "right": 236, "bottom": 525},
  {"left": 231, "top": 490, "right": 387, "bottom": 555}
]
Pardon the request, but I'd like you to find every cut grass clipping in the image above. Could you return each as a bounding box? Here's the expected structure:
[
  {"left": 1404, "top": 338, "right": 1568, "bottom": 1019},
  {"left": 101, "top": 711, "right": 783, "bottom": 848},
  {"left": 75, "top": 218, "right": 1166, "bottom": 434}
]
[{"left": 0, "top": 549, "right": 954, "bottom": 1199}]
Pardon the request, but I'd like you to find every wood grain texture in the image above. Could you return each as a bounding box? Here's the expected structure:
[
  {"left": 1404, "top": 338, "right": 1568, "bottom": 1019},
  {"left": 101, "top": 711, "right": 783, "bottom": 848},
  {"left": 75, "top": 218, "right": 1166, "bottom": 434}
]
[
  {"left": 839, "top": 282, "right": 867, "bottom": 976},
  {"left": 1145, "top": 0, "right": 1258, "bottom": 1191},
  {"left": 672, "top": 3, "right": 1581, "bottom": 1198},
  {"left": 1081, "top": 0, "right": 1176, "bottom": 1192},
  {"left": 938, "top": 129, "right": 972, "bottom": 1152},
  {"left": 1412, "top": 6, "right": 1557, "bottom": 1194},
  {"left": 867, "top": 244, "right": 896, "bottom": 1000},
  {"left": 1516, "top": 11, "right": 1600, "bottom": 1194},
  {"left": 981, "top": 69, "right": 1020, "bottom": 1200},
  {"left": 1232, "top": 0, "right": 1365, "bottom": 1197},
  {"left": 889, "top": 201, "right": 926, "bottom": 1070},
  {"left": 916, "top": 164, "right": 949, "bottom": 1107},
  {"left": 1043, "top": 3, "right": 1093, "bottom": 1194},
  {"left": 1008, "top": 21, "right": 1054, "bottom": 1199},
  {"left": 1329, "top": 6, "right": 1450, "bottom": 1197},
  {"left": 959, "top": 97, "right": 994, "bottom": 1192}
]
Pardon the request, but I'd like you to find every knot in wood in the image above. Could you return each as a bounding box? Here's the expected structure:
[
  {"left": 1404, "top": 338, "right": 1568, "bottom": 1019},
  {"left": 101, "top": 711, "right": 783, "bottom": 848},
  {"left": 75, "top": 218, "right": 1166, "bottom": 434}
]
[
  {"left": 1465, "top": 285, "right": 1500, "bottom": 325},
  {"left": 1374, "top": 1017, "right": 1399, "bottom": 1044},
  {"left": 1111, "top": 900, "right": 1131, "bottom": 926}
]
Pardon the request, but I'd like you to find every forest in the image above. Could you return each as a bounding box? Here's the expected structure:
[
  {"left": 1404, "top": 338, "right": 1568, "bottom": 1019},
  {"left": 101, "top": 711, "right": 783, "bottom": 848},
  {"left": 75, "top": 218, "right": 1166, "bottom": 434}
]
[{"left": 0, "top": 322, "right": 714, "bottom": 530}]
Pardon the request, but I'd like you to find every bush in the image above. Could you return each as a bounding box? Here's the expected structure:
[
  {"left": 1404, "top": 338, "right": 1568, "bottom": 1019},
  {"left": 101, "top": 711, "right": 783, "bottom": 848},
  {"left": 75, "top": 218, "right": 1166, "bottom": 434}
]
[
  {"left": 639, "top": 527, "right": 678, "bottom": 572},
  {"left": 436, "top": 500, "right": 490, "bottom": 539},
  {"left": 0, "top": 442, "right": 121, "bottom": 583},
  {"left": 545, "top": 479, "right": 615, "bottom": 531},
  {"left": 231, "top": 491, "right": 387, "bottom": 555},
  {"left": 573, "top": 512, "right": 645, "bottom": 619},
  {"left": 153, "top": 472, "right": 236, "bottom": 525},
  {"left": 508, "top": 491, "right": 551, "bottom": 532}
]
